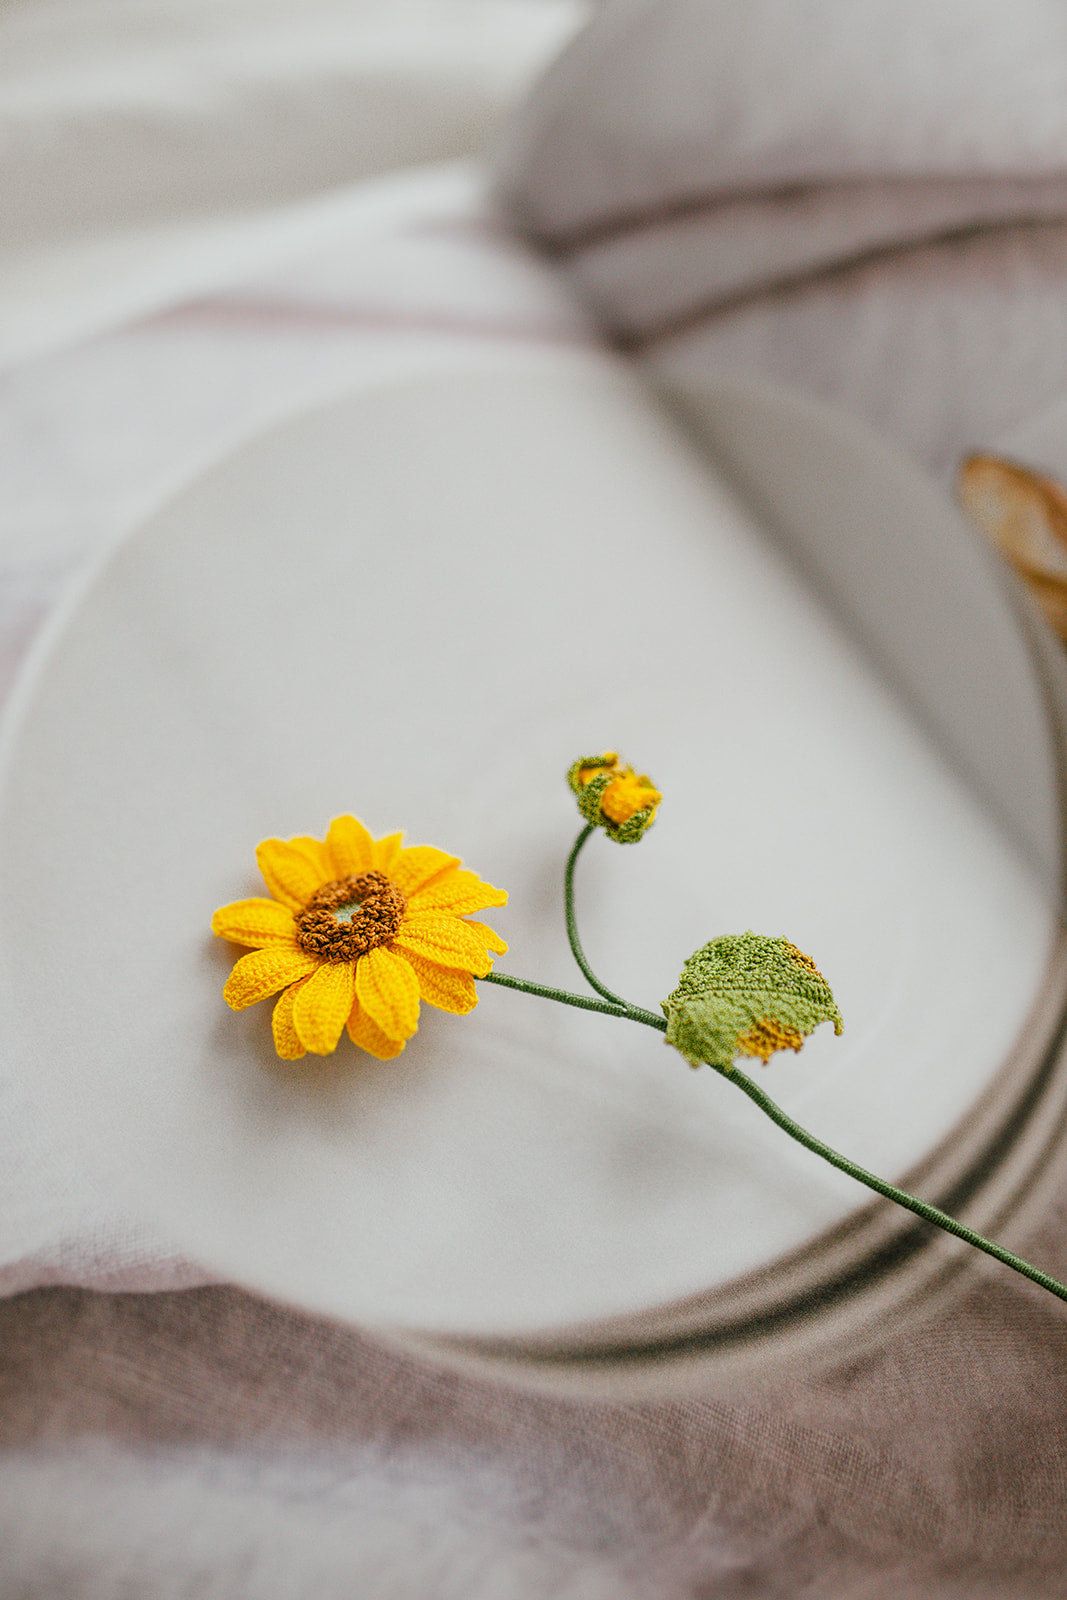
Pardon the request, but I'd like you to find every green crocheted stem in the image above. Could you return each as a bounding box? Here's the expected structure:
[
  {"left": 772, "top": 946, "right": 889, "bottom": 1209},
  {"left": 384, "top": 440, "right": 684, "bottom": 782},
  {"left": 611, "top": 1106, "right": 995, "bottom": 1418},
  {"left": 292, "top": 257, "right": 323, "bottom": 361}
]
[
  {"left": 481, "top": 824, "right": 656, "bottom": 1021},
  {"left": 479, "top": 968, "right": 666, "bottom": 1032},
  {"left": 707, "top": 1059, "right": 1067, "bottom": 1305},
  {"left": 564, "top": 824, "right": 629, "bottom": 1007}
]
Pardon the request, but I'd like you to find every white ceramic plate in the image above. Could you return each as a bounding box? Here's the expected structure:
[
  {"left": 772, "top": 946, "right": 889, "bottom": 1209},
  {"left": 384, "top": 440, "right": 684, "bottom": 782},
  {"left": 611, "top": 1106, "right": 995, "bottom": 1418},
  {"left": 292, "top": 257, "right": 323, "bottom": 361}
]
[{"left": 0, "top": 351, "right": 1059, "bottom": 1352}]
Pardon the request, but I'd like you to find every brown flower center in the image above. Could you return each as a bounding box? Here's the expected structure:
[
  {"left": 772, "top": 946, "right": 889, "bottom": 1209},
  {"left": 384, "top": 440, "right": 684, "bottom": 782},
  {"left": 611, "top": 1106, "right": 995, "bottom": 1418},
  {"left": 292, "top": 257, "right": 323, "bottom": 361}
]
[{"left": 295, "top": 871, "right": 406, "bottom": 963}]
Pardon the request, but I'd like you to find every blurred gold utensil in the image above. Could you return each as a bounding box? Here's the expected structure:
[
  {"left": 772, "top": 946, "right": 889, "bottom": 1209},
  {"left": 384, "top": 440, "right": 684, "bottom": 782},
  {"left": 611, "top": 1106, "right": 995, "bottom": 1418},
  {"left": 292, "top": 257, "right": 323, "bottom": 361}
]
[{"left": 959, "top": 452, "right": 1067, "bottom": 640}]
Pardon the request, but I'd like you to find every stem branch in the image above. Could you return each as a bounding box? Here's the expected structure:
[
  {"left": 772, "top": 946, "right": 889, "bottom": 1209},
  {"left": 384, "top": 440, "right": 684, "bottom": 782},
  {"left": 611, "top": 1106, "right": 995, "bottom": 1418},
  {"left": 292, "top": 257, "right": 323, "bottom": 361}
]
[
  {"left": 479, "top": 967, "right": 666, "bottom": 1032},
  {"left": 564, "top": 825, "right": 628, "bottom": 1006}
]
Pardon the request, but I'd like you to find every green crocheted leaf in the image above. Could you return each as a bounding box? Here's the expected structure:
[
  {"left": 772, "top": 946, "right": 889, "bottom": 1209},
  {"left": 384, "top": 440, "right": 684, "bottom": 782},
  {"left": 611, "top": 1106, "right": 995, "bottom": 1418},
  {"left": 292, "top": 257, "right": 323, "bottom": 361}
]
[{"left": 661, "top": 932, "right": 843, "bottom": 1070}]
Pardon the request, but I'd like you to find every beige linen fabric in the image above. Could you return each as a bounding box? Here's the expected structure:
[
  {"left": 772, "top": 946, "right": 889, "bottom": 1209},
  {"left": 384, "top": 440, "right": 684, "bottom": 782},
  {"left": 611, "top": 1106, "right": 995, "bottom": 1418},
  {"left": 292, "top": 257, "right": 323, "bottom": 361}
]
[
  {"left": 4, "top": 1253, "right": 1067, "bottom": 1597},
  {"left": 496, "top": 0, "right": 1067, "bottom": 477}
]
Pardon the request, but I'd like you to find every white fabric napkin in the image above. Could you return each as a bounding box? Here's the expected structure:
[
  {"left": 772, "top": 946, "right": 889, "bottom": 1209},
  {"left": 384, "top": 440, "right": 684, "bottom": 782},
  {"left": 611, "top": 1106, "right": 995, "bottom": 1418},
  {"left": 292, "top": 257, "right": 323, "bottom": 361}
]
[
  {"left": 495, "top": 0, "right": 1067, "bottom": 476},
  {"left": 0, "top": 0, "right": 590, "bottom": 1298},
  {"left": 1, "top": 0, "right": 585, "bottom": 367}
]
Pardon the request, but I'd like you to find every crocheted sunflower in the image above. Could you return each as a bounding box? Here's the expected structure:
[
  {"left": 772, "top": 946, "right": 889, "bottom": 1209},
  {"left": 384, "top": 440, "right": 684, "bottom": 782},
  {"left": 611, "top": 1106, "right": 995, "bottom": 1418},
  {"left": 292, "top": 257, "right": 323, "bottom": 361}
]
[{"left": 213, "top": 816, "right": 506, "bottom": 1060}]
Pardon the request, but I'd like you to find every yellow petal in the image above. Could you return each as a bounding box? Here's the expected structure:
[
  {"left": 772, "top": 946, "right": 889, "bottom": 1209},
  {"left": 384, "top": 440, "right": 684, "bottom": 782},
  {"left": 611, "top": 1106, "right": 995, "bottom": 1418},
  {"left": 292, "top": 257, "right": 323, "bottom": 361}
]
[
  {"left": 393, "top": 914, "right": 506, "bottom": 977},
  {"left": 212, "top": 897, "right": 299, "bottom": 948},
  {"left": 355, "top": 945, "right": 421, "bottom": 1041},
  {"left": 256, "top": 836, "right": 333, "bottom": 910},
  {"left": 463, "top": 919, "right": 509, "bottom": 956},
  {"left": 291, "top": 961, "right": 358, "bottom": 1055},
  {"left": 373, "top": 832, "right": 404, "bottom": 876},
  {"left": 346, "top": 997, "right": 406, "bottom": 1060},
  {"left": 402, "top": 950, "right": 478, "bottom": 1015},
  {"left": 392, "top": 845, "right": 461, "bottom": 898},
  {"left": 223, "top": 947, "right": 319, "bottom": 1010},
  {"left": 407, "top": 868, "right": 508, "bottom": 919},
  {"left": 272, "top": 980, "right": 308, "bottom": 1060},
  {"left": 326, "top": 815, "right": 375, "bottom": 878},
  {"left": 601, "top": 769, "right": 661, "bottom": 826}
]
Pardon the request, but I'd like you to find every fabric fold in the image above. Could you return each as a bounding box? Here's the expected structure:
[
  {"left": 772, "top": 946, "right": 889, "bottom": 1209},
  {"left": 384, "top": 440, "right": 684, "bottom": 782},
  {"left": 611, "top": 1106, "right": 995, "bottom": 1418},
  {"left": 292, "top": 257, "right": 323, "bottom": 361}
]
[{"left": 496, "top": 0, "right": 1067, "bottom": 472}]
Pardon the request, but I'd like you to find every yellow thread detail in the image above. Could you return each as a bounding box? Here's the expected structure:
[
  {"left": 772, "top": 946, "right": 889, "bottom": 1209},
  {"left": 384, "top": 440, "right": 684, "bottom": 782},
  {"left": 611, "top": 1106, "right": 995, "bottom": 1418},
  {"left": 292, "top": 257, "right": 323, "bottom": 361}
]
[
  {"left": 600, "top": 769, "right": 662, "bottom": 826},
  {"left": 782, "top": 941, "right": 822, "bottom": 979},
  {"left": 576, "top": 752, "right": 619, "bottom": 787},
  {"left": 736, "top": 1018, "right": 806, "bottom": 1063}
]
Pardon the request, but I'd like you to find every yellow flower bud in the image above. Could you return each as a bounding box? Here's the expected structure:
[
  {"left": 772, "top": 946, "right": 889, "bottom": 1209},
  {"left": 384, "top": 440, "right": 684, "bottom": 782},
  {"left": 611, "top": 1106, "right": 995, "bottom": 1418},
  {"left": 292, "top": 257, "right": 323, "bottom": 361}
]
[{"left": 567, "top": 752, "right": 661, "bottom": 843}]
